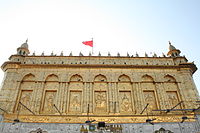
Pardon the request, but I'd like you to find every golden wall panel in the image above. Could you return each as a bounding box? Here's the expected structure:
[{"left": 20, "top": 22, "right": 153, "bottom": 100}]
[
  {"left": 68, "top": 91, "right": 82, "bottom": 113},
  {"left": 143, "top": 91, "right": 157, "bottom": 111},
  {"left": 41, "top": 91, "right": 57, "bottom": 114},
  {"left": 18, "top": 90, "right": 33, "bottom": 114},
  {"left": 119, "top": 91, "right": 133, "bottom": 113},
  {"left": 166, "top": 91, "right": 181, "bottom": 109},
  {"left": 94, "top": 91, "right": 107, "bottom": 113}
]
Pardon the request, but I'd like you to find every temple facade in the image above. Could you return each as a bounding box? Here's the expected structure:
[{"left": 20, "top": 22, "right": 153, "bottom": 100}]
[{"left": 0, "top": 41, "right": 199, "bottom": 133}]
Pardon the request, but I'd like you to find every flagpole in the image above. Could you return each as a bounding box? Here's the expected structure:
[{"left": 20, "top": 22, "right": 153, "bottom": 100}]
[{"left": 92, "top": 38, "right": 94, "bottom": 55}]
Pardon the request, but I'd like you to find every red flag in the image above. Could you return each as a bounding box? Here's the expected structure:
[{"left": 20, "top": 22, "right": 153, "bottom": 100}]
[{"left": 82, "top": 40, "right": 93, "bottom": 47}]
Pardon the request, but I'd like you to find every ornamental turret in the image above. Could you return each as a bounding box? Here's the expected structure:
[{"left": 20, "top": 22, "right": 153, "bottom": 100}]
[
  {"left": 167, "top": 41, "right": 181, "bottom": 57},
  {"left": 17, "top": 39, "right": 30, "bottom": 56}
]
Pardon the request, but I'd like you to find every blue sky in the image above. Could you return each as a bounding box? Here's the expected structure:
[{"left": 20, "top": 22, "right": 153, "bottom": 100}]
[{"left": 0, "top": 0, "right": 199, "bottom": 92}]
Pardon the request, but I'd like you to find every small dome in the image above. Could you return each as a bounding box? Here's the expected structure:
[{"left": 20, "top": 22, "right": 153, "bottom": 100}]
[
  {"left": 21, "top": 39, "right": 28, "bottom": 49},
  {"left": 169, "top": 44, "right": 176, "bottom": 51},
  {"left": 21, "top": 43, "right": 28, "bottom": 48}
]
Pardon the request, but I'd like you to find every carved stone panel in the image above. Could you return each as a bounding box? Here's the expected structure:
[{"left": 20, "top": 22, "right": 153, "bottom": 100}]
[
  {"left": 94, "top": 91, "right": 107, "bottom": 113},
  {"left": 68, "top": 91, "right": 82, "bottom": 113},
  {"left": 42, "top": 91, "right": 57, "bottom": 114},
  {"left": 166, "top": 91, "right": 180, "bottom": 109},
  {"left": 18, "top": 90, "right": 33, "bottom": 114},
  {"left": 143, "top": 91, "right": 157, "bottom": 111},
  {"left": 119, "top": 91, "right": 133, "bottom": 113}
]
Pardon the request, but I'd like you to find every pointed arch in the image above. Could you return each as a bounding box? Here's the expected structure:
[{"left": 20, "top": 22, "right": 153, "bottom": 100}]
[
  {"left": 94, "top": 74, "right": 107, "bottom": 82},
  {"left": 141, "top": 74, "right": 154, "bottom": 82},
  {"left": 45, "top": 74, "right": 59, "bottom": 82},
  {"left": 22, "top": 73, "right": 35, "bottom": 81},
  {"left": 164, "top": 74, "right": 176, "bottom": 82},
  {"left": 70, "top": 74, "right": 83, "bottom": 82},
  {"left": 118, "top": 74, "right": 131, "bottom": 82}
]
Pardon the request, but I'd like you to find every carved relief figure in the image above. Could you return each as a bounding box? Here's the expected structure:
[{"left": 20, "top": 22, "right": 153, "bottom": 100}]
[
  {"left": 69, "top": 92, "right": 82, "bottom": 112},
  {"left": 71, "top": 96, "right": 80, "bottom": 111},
  {"left": 43, "top": 91, "right": 56, "bottom": 113},
  {"left": 95, "top": 91, "right": 107, "bottom": 112},
  {"left": 143, "top": 91, "right": 157, "bottom": 111},
  {"left": 19, "top": 91, "right": 32, "bottom": 114},
  {"left": 167, "top": 91, "right": 180, "bottom": 109},
  {"left": 120, "top": 92, "right": 132, "bottom": 112}
]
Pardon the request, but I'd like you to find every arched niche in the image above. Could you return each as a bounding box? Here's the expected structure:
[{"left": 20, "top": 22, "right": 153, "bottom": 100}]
[
  {"left": 70, "top": 74, "right": 83, "bottom": 82},
  {"left": 93, "top": 74, "right": 108, "bottom": 114},
  {"left": 18, "top": 73, "right": 36, "bottom": 114},
  {"left": 141, "top": 74, "right": 154, "bottom": 82},
  {"left": 118, "top": 74, "right": 131, "bottom": 82},
  {"left": 118, "top": 75, "right": 134, "bottom": 114},
  {"left": 22, "top": 73, "right": 35, "bottom": 81},
  {"left": 20, "top": 73, "right": 36, "bottom": 90},
  {"left": 164, "top": 75, "right": 176, "bottom": 82},
  {"left": 41, "top": 74, "right": 59, "bottom": 114},
  {"left": 45, "top": 74, "right": 59, "bottom": 82},
  {"left": 141, "top": 74, "right": 158, "bottom": 111},
  {"left": 163, "top": 74, "right": 181, "bottom": 109},
  {"left": 67, "top": 74, "right": 83, "bottom": 114},
  {"left": 94, "top": 74, "right": 107, "bottom": 82}
]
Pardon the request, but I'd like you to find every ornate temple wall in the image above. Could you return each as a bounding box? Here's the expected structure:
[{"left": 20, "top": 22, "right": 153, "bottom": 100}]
[
  {"left": 0, "top": 56, "right": 199, "bottom": 123},
  {"left": 0, "top": 49, "right": 199, "bottom": 132}
]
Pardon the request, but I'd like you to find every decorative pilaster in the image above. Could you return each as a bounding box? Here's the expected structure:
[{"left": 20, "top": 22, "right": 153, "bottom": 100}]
[
  {"left": 62, "top": 82, "right": 68, "bottom": 114},
  {"left": 82, "top": 82, "right": 87, "bottom": 113},
  {"left": 113, "top": 82, "right": 119, "bottom": 114},
  {"left": 35, "top": 81, "right": 45, "bottom": 114},
  {"left": 137, "top": 83, "right": 145, "bottom": 114},
  {"left": 159, "top": 83, "right": 169, "bottom": 109},
  {"left": 108, "top": 82, "right": 113, "bottom": 114},
  {"left": 89, "top": 82, "right": 93, "bottom": 114},
  {"left": 131, "top": 83, "right": 136, "bottom": 114},
  {"left": 57, "top": 82, "right": 65, "bottom": 113}
]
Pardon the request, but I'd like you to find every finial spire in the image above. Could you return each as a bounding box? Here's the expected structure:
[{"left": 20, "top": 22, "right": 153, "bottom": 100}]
[
  {"left": 108, "top": 52, "right": 111, "bottom": 56},
  {"left": 135, "top": 52, "right": 139, "bottom": 57},
  {"left": 79, "top": 52, "right": 83, "bottom": 56},
  {"left": 162, "top": 53, "right": 166, "bottom": 57},
  {"left": 60, "top": 51, "right": 63, "bottom": 56},
  {"left": 117, "top": 52, "right": 120, "bottom": 57},
  {"left": 69, "top": 52, "right": 73, "bottom": 56},
  {"left": 145, "top": 52, "right": 148, "bottom": 57},
  {"left": 26, "top": 38, "right": 28, "bottom": 43},
  {"left": 89, "top": 52, "right": 92, "bottom": 56},
  {"left": 153, "top": 53, "right": 157, "bottom": 57},
  {"left": 168, "top": 41, "right": 171, "bottom": 45},
  {"left": 127, "top": 52, "right": 130, "bottom": 57},
  {"left": 98, "top": 52, "right": 101, "bottom": 56}
]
